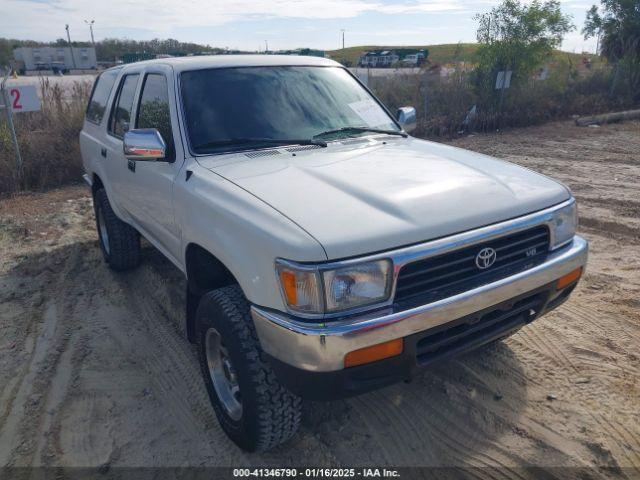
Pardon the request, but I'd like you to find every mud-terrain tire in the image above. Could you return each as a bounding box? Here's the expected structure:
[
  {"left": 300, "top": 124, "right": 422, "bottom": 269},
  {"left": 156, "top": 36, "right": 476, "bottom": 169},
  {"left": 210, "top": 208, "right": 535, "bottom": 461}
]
[
  {"left": 94, "top": 188, "right": 141, "bottom": 271},
  {"left": 196, "top": 285, "right": 302, "bottom": 452}
]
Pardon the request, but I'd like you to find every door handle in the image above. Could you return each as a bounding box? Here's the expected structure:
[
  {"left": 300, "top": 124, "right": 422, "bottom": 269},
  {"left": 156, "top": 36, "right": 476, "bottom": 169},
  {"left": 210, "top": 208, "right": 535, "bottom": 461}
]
[{"left": 100, "top": 147, "right": 107, "bottom": 158}]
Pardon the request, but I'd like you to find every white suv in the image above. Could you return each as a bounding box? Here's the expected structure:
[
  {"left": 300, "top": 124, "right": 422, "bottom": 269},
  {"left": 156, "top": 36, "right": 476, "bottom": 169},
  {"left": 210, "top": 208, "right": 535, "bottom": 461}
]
[{"left": 80, "top": 55, "right": 588, "bottom": 452}]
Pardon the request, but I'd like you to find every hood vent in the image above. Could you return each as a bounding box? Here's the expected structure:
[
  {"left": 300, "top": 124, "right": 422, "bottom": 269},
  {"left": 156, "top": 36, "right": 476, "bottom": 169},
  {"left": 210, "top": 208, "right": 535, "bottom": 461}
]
[
  {"left": 244, "top": 149, "right": 281, "bottom": 158},
  {"left": 285, "top": 144, "right": 324, "bottom": 153}
]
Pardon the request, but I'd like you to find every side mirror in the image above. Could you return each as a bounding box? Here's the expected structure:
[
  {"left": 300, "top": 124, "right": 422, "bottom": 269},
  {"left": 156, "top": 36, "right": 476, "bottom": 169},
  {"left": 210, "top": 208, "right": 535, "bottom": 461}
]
[
  {"left": 123, "top": 128, "right": 167, "bottom": 161},
  {"left": 396, "top": 106, "right": 417, "bottom": 133}
]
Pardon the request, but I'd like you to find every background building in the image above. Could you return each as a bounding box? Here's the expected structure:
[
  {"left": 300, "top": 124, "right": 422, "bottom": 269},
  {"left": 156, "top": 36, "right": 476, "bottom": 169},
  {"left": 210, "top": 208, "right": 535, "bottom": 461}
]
[
  {"left": 13, "top": 46, "right": 97, "bottom": 72},
  {"left": 358, "top": 50, "right": 400, "bottom": 67},
  {"left": 358, "top": 49, "right": 428, "bottom": 68}
]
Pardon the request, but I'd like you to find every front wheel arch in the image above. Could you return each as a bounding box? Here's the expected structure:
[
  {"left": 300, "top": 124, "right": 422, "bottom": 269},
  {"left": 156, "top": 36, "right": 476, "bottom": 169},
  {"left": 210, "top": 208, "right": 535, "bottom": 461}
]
[{"left": 185, "top": 243, "right": 241, "bottom": 342}]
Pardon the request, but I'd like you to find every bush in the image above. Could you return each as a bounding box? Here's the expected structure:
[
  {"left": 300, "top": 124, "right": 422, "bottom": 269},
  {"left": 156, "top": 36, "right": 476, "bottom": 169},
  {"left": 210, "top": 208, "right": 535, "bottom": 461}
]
[{"left": 0, "top": 78, "right": 91, "bottom": 194}]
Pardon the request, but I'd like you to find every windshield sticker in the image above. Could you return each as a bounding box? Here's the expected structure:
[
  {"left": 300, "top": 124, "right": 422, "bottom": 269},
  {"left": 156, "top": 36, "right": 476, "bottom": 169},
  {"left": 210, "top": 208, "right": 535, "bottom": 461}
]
[{"left": 348, "top": 100, "right": 391, "bottom": 127}]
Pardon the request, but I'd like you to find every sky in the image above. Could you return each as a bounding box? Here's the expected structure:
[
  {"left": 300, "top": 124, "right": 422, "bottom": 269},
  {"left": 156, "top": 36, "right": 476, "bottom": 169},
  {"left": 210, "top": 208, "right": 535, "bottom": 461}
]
[{"left": 1, "top": 0, "right": 598, "bottom": 53}]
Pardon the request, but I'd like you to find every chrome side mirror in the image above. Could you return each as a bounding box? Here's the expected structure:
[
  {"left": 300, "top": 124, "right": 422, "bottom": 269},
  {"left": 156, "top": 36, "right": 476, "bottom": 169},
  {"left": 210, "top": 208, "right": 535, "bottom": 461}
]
[
  {"left": 396, "top": 106, "right": 417, "bottom": 133},
  {"left": 123, "top": 128, "right": 167, "bottom": 161}
]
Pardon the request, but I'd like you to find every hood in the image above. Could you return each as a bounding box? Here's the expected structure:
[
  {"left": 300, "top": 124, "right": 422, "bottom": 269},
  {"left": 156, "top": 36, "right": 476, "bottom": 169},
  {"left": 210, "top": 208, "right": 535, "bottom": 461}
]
[{"left": 198, "top": 137, "right": 570, "bottom": 259}]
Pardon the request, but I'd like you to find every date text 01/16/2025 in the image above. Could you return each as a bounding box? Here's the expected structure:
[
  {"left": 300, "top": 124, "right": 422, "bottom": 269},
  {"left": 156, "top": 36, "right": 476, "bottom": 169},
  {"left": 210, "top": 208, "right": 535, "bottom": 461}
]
[{"left": 233, "top": 468, "right": 400, "bottom": 477}]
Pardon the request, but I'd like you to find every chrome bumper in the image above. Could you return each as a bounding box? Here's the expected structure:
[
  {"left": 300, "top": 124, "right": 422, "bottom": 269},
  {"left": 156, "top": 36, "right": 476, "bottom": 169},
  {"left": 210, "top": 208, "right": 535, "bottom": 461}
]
[{"left": 251, "top": 235, "right": 588, "bottom": 372}]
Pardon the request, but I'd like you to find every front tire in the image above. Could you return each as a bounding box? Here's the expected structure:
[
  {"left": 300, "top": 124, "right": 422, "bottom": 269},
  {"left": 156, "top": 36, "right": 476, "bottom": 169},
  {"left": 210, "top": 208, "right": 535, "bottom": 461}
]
[
  {"left": 94, "top": 188, "right": 141, "bottom": 271},
  {"left": 196, "top": 285, "right": 302, "bottom": 452}
]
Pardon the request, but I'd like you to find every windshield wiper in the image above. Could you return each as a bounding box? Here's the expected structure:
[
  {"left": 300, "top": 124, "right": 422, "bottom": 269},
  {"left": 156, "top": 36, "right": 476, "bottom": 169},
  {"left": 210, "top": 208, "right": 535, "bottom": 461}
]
[
  {"left": 194, "top": 137, "right": 327, "bottom": 151},
  {"left": 313, "top": 126, "right": 408, "bottom": 140}
]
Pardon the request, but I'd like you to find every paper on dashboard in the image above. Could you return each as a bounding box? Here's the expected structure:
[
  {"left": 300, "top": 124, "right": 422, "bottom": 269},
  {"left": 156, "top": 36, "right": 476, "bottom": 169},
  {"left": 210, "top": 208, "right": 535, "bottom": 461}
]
[{"left": 348, "top": 99, "right": 392, "bottom": 127}]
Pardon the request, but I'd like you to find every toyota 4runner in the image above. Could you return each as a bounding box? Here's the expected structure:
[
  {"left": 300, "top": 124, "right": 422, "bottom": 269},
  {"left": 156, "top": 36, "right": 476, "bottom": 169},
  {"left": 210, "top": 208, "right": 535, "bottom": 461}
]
[{"left": 80, "top": 55, "right": 588, "bottom": 452}]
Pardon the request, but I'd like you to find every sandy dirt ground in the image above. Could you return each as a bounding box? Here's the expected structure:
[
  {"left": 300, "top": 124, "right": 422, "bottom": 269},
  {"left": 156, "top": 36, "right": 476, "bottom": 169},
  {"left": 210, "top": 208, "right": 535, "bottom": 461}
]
[{"left": 0, "top": 120, "right": 638, "bottom": 476}]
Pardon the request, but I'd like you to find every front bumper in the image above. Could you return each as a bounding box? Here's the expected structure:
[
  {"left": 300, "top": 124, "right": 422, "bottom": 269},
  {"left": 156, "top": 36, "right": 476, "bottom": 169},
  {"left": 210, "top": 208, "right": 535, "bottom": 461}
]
[{"left": 252, "top": 235, "right": 587, "bottom": 397}]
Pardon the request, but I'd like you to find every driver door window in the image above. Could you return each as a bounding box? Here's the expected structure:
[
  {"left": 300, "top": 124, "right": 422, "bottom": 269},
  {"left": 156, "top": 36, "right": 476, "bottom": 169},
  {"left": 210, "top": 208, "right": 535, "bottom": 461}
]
[{"left": 136, "top": 74, "right": 175, "bottom": 161}]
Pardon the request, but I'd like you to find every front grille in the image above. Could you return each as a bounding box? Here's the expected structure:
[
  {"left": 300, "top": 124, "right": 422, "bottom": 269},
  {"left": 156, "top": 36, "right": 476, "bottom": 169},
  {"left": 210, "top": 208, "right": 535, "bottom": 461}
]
[
  {"left": 415, "top": 293, "right": 544, "bottom": 365},
  {"left": 395, "top": 226, "right": 550, "bottom": 308}
]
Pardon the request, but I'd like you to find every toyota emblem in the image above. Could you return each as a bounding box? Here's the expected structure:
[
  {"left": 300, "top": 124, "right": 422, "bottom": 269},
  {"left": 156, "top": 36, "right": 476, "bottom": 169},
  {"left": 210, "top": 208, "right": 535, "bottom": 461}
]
[{"left": 475, "top": 247, "right": 497, "bottom": 269}]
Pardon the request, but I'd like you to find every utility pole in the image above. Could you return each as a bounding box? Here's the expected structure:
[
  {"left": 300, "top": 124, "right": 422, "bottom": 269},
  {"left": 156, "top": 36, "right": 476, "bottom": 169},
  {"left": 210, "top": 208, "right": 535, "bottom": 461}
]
[
  {"left": 65, "top": 24, "right": 77, "bottom": 69},
  {"left": 341, "top": 29, "right": 345, "bottom": 49},
  {"left": 84, "top": 19, "right": 95, "bottom": 47},
  {"left": 265, "top": 40, "right": 269, "bottom": 53}
]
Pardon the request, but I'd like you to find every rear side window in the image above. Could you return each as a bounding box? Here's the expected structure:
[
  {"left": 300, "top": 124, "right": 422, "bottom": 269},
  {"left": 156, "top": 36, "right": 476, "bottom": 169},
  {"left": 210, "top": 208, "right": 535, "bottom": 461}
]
[
  {"left": 136, "top": 74, "right": 175, "bottom": 161},
  {"left": 86, "top": 69, "right": 119, "bottom": 124},
  {"left": 108, "top": 74, "right": 139, "bottom": 139}
]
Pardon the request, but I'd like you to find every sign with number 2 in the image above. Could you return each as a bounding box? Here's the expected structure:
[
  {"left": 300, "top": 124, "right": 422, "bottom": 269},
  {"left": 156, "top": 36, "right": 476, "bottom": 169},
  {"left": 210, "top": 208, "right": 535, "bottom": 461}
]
[{"left": 5, "top": 85, "right": 41, "bottom": 113}]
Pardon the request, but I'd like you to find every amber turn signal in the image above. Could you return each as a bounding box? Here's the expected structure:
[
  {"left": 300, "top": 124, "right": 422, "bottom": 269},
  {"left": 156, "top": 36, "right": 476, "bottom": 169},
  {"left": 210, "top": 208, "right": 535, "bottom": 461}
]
[
  {"left": 556, "top": 267, "right": 583, "bottom": 290},
  {"left": 344, "top": 338, "right": 403, "bottom": 368},
  {"left": 279, "top": 270, "right": 298, "bottom": 305}
]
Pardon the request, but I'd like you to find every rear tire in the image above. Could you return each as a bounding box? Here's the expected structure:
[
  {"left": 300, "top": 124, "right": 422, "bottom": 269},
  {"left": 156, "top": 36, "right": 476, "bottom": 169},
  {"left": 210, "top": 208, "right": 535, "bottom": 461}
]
[
  {"left": 196, "top": 285, "right": 302, "bottom": 452},
  {"left": 94, "top": 188, "right": 140, "bottom": 271}
]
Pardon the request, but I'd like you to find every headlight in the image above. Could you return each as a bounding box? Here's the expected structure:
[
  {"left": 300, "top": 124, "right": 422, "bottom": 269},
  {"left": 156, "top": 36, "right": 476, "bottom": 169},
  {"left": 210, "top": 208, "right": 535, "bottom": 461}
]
[
  {"left": 276, "top": 259, "right": 392, "bottom": 316},
  {"left": 551, "top": 200, "right": 578, "bottom": 249},
  {"left": 323, "top": 260, "right": 392, "bottom": 312}
]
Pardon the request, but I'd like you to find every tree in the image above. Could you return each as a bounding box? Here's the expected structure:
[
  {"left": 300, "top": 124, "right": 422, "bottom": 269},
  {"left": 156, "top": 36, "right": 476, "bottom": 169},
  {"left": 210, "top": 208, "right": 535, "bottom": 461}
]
[
  {"left": 0, "top": 38, "right": 39, "bottom": 68},
  {"left": 583, "top": 0, "right": 640, "bottom": 98},
  {"left": 474, "top": 0, "right": 574, "bottom": 87}
]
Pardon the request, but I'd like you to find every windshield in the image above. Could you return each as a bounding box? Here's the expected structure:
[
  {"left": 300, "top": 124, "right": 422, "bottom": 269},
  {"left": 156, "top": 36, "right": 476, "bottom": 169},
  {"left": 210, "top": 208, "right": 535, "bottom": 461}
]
[{"left": 180, "top": 66, "right": 400, "bottom": 154}]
